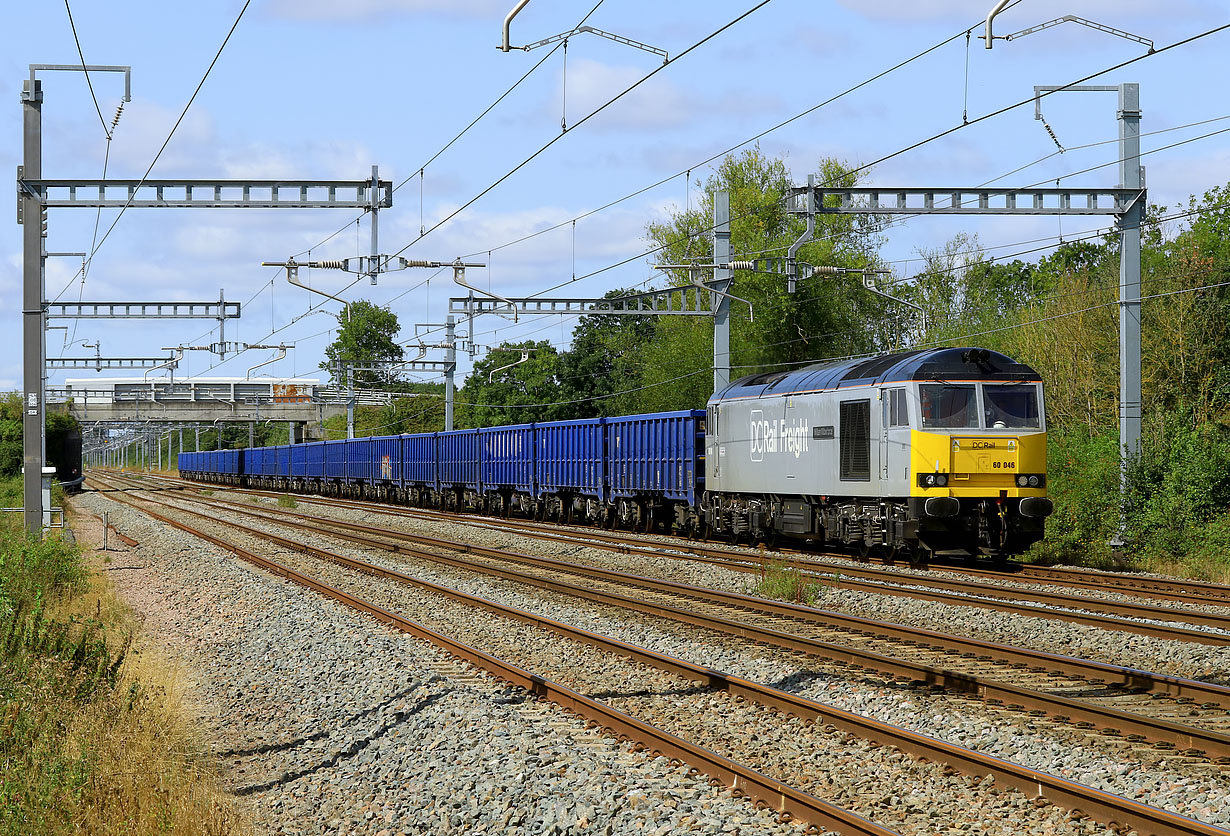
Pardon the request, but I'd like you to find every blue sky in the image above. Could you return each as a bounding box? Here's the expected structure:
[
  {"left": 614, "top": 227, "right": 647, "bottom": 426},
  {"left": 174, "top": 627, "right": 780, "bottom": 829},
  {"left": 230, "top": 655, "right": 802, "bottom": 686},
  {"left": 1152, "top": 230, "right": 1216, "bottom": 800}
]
[{"left": 3, "top": 0, "right": 1228, "bottom": 392}]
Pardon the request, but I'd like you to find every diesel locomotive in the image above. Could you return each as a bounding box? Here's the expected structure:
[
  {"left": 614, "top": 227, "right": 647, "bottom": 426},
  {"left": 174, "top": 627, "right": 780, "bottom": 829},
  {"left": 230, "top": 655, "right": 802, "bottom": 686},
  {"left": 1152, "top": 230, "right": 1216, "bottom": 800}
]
[
  {"left": 178, "top": 346, "right": 1051, "bottom": 561},
  {"left": 703, "top": 347, "right": 1052, "bottom": 559}
]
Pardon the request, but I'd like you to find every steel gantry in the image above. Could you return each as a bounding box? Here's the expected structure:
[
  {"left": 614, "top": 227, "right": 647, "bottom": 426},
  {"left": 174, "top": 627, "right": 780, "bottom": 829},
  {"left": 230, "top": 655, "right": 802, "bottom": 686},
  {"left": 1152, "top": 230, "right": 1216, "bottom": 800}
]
[
  {"left": 18, "top": 62, "right": 392, "bottom": 533},
  {"left": 47, "top": 356, "right": 175, "bottom": 371},
  {"left": 783, "top": 82, "right": 1145, "bottom": 527},
  {"left": 449, "top": 192, "right": 744, "bottom": 393},
  {"left": 265, "top": 252, "right": 481, "bottom": 437}
]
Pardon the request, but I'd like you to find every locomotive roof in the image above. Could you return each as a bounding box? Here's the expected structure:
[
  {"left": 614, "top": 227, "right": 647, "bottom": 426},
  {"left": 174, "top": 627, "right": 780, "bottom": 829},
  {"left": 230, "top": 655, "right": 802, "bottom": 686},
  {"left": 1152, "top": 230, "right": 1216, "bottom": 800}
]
[{"left": 710, "top": 347, "right": 1041, "bottom": 403}]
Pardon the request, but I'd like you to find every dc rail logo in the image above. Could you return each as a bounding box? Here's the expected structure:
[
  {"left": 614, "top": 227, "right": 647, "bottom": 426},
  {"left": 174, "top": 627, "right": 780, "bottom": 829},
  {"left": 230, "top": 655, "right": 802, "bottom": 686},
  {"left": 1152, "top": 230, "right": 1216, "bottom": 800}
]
[{"left": 749, "top": 410, "right": 810, "bottom": 462}]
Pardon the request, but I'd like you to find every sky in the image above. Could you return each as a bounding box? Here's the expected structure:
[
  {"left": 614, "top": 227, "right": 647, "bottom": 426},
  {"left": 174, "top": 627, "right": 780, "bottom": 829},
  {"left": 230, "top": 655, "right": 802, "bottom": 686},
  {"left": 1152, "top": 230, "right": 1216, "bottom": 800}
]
[{"left": 2, "top": 0, "right": 1228, "bottom": 396}]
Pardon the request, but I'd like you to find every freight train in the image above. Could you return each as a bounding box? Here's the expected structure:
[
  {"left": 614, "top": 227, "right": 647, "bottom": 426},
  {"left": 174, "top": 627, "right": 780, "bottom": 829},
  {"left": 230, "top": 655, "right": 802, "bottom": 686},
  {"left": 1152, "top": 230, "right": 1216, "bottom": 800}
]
[{"left": 178, "top": 347, "right": 1052, "bottom": 561}]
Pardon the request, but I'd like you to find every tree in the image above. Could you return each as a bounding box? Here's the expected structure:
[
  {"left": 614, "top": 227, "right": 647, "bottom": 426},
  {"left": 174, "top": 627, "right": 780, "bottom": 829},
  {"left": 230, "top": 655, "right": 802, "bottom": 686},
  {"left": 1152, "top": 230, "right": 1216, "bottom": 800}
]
[
  {"left": 633, "top": 148, "right": 887, "bottom": 411},
  {"left": 320, "top": 300, "right": 404, "bottom": 389},
  {"left": 0, "top": 394, "right": 80, "bottom": 477},
  {"left": 458, "top": 341, "right": 566, "bottom": 427},
  {"left": 556, "top": 289, "right": 658, "bottom": 418}
]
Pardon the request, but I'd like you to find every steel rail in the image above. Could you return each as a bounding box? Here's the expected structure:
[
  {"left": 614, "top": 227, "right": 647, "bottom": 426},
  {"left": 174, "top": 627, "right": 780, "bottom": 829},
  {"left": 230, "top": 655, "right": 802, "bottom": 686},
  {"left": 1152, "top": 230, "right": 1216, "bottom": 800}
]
[
  {"left": 101, "top": 473, "right": 1230, "bottom": 708},
  {"left": 124, "top": 471, "right": 1230, "bottom": 604},
  {"left": 97, "top": 475, "right": 1230, "bottom": 760},
  {"left": 94, "top": 483, "right": 892, "bottom": 836},
  {"left": 174, "top": 479, "right": 1230, "bottom": 645},
  {"left": 172, "top": 488, "right": 1230, "bottom": 760},
  {"left": 1010, "top": 563, "right": 1230, "bottom": 603},
  {"left": 149, "top": 471, "right": 1230, "bottom": 614},
  {"left": 92, "top": 479, "right": 1230, "bottom": 836},
  {"left": 417, "top": 509, "right": 1230, "bottom": 616}
]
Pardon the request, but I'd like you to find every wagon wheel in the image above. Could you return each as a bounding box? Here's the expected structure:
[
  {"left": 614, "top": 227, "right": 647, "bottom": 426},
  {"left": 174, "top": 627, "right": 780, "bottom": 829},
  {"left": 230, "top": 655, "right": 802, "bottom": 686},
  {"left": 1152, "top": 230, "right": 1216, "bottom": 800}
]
[
  {"left": 763, "top": 527, "right": 781, "bottom": 552},
  {"left": 908, "top": 545, "right": 932, "bottom": 569},
  {"left": 644, "top": 505, "right": 658, "bottom": 534}
]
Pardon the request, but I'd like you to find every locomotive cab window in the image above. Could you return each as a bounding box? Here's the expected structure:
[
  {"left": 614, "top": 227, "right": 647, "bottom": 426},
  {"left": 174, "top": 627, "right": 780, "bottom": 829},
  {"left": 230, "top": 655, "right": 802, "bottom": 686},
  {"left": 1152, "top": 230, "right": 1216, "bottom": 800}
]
[
  {"left": 919, "top": 384, "right": 978, "bottom": 429},
  {"left": 886, "top": 388, "right": 909, "bottom": 428},
  {"left": 983, "top": 384, "right": 1042, "bottom": 429},
  {"left": 839, "top": 399, "right": 871, "bottom": 481}
]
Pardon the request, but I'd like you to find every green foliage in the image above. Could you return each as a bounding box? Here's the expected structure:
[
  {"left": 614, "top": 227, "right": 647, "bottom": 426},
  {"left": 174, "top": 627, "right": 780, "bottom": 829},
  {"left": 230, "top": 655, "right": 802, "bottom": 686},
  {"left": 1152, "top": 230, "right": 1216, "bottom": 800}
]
[
  {"left": 0, "top": 396, "right": 80, "bottom": 479},
  {"left": 1027, "top": 428, "right": 1120, "bottom": 566},
  {"left": 276, "top": 494, "right": 298, "bottom": 509},
  {"left": 751, "top": 560, "right": 825, "bottom": 605},
  {"left": 0, "top": 504, "right": 124, "bottom": 831},
  {"left": 457, "top": 341, "right": 567, "bottom": 427},
  {"left": 320, "top": 299, "right": 405, "bottom": 388},
  {"left": 0, "top": 394, "right": 18, "bottom": 478},
  {"left": 634, "top": 148, "right": 887, "bottom": 411},
  {"left": 322, "top": 382, "right": 449, "bottom": 439},
  {"left": 1128, "top": 417, "right": 1230, "bottom": 565},
  {"left": 555, "top": 290, "right": 659, "bottom": 418}
]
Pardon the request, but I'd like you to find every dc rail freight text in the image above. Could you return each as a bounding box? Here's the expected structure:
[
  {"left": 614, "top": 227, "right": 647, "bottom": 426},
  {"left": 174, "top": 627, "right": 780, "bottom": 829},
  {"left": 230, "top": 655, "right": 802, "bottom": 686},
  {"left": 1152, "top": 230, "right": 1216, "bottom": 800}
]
[{"left": 179, "top": 347, "right": 1053, "bottom": 561}]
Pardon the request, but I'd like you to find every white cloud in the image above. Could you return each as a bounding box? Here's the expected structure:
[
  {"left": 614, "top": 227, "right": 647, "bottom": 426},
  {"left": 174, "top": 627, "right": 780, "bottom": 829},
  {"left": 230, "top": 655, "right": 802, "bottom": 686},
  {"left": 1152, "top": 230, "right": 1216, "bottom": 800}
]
[
  {"left": 832, "top": 0, "right": 1188, "bottom": 24},
  {"left": 264, "top": 0, "right": 506, "bottom": 23},
  {"left": 558, "top": 58, "right": 695, "bottom": 131}
]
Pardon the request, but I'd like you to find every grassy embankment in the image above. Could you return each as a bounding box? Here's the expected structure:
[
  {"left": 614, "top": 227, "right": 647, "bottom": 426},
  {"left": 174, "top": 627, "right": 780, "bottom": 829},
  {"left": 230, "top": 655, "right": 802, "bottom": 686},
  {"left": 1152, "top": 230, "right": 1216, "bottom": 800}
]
[{"left": 0, "top": 476, "right": 243, "bottom": 835}]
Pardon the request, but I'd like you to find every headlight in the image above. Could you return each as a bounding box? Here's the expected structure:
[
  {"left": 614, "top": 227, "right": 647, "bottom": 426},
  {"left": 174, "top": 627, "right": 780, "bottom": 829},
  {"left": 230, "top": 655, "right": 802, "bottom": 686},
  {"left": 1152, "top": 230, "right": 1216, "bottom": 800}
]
[
  {"left": 918, "top": 473, "right": 948, "bottom": 488},
  {"left": 1027, "top": 475, "right": 1040, "bottom": 487},
  {"left": 936, "top": 474, "right": 948, "bottom": 487},
  {"left": 1017, "top": 475, "right": 1028, "bottom": 487}
]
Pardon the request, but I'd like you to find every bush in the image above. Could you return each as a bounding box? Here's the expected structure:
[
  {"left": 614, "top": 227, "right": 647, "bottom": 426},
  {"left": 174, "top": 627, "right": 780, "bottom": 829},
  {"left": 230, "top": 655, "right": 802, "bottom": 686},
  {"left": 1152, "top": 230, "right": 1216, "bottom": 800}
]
[
  {"left": 1032, "top": 414, "right": 1230, "bottom": 579},
  {"left": 1128, "top": 417, "right": 1230, "bottom": 573},
  {"left": 1029, "top": 426, "right": 1120, "bottom": 565}
]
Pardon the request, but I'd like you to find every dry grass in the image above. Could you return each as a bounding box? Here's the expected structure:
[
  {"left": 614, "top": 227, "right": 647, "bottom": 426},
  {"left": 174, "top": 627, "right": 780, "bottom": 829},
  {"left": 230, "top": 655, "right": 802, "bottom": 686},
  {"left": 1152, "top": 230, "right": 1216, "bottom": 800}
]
[
  {"left": 69, "top": 566, "right": 247, "bottom": 836},
  {"left": 1134, "top": 553, "right": 1230, "bottom": 585},
  {"left": 0, "top": 508, "right": 248, "bottom": 836}
]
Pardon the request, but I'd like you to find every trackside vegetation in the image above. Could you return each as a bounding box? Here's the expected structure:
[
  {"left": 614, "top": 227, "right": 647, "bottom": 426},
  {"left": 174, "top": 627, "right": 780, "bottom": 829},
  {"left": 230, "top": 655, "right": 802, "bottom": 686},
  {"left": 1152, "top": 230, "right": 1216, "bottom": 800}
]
[{"left": 0, "top": 477, "right": 243, "bottom": 835}]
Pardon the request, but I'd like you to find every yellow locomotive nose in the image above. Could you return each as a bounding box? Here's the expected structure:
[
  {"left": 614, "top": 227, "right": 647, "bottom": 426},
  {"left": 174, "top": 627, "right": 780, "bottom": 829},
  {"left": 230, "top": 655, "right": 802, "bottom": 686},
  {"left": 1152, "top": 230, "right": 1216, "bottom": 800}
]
[
  {"left": 951, "top": 436, "right": 1017, "bottom": 481},
  {"left": 911, "top": 430, "right": 1047, "bottom": 497}
]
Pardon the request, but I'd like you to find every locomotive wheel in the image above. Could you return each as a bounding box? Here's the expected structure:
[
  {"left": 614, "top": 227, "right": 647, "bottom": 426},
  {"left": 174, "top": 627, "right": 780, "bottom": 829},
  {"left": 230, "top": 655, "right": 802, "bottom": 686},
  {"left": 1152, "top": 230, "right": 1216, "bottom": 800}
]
[{"left": 763, "top": 527, "right": 780, "bottom": 551}]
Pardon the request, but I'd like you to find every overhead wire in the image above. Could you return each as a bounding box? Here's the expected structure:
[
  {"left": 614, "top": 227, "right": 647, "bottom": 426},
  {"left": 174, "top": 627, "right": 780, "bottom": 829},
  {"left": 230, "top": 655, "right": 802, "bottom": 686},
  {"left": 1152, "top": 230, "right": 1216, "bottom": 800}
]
[
  {"left": 229, "top": 0, "right": 1011, "bottom": 370},
  {"left": 63, "top": 0, "right": 109, "bottom": 139},
  {"left": 384, "top": 0, "right": 777, "bottom": 263},
  {"left": 163, "top": 16, "right": 1230, "bottom": 388},
  {"left": 74, "top": 0, "right": 253, "bottom": 278},
  {"left": 488, "top": 21, "right": 1230, "bottom": 316},
  {"left": 211, "top": 0, "right": 759, "bottom": 378},
  {"left": 289, "top": 0, "right": 608, "bottom": 263}
]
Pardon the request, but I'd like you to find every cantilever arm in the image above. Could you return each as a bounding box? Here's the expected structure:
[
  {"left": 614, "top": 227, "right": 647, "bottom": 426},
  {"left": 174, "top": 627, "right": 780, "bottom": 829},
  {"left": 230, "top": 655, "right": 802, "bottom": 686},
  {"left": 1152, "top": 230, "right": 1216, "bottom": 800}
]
[{"left": 488, "top": 348, "right": 533, "bottom": 381}]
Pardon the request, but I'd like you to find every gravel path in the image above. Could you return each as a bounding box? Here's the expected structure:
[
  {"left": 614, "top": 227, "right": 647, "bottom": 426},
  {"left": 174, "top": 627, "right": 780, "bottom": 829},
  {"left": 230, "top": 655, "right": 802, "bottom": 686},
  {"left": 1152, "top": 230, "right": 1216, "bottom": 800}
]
[
  {"left": 101, "top": 484, "right": 1230, "bottom": 830},
  {"left": 71, "top": 489, "right": 812, "bottom": 836}
]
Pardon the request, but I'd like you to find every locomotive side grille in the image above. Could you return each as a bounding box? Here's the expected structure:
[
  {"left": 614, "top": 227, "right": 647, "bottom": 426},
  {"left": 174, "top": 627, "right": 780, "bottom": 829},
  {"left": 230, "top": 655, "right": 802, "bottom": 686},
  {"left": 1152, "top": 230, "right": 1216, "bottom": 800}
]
[{"left": 839, "top": 399, "right": 871, "bottom": 481}]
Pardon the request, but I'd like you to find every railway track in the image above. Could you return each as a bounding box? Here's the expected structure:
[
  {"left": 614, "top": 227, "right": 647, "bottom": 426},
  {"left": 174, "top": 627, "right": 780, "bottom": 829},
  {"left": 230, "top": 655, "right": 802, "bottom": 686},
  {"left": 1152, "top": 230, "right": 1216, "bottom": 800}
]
[
  {"left": 134, "top": 471, "right": 1230, "bottom": 606},
  {"left": 86, "top": 472, "right": 1230, "bottom": 836},
  {"left": 126, "top": 470, "right": 1230, "bottom": 645},
  {"left": 112, "top": 474, "right": 1230, "bottom": 754}
]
